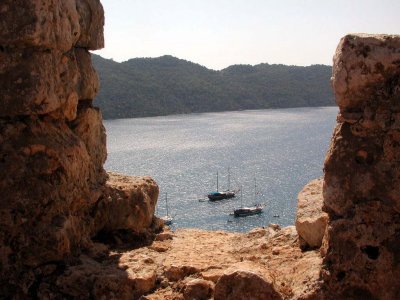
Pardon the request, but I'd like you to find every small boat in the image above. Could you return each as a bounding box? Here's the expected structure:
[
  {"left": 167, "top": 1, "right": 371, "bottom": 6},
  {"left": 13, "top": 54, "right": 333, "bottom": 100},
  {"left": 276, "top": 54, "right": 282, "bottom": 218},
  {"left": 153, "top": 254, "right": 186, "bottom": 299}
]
[
  {"left": 208, "top": 190, "right": 235, "bottom": 201},
  {"left": 161, "top": 215, "right": 173, "bottom": 225},
  {"left": 233, "top": 180, "right": 264, "bottom": 217},
  {"left": 160, "top": 193, "right": 173, "bottom": 225},
  {"left": 207, "top": 169, "right": 236, "bottom": 201},
  {"left": 234, "top": 204, "right": 264, "bottom": 217}
]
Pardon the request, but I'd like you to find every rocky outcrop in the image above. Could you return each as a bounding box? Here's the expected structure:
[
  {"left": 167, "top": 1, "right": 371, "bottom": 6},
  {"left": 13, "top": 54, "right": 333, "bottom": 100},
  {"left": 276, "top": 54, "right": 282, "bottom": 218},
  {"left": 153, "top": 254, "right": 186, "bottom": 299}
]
[
  {"left": 93, "top": 172, "right": 159, "bottom": 234},
  {"left": 296, "top": 178, "right": 328, "bottom": 249},
  {"left": 183, "top": 278, "right": 214, "bottom": 300},
  {"left": 214, "top": 269, "right": 282, "bottom": 300},
  {"left": 0, "top": 1, "right": 159, "bottom": 298},
  {"left": 322, "top": 34, "right": 400, "bottom": 299},
  {"left": 123, "top": 226, "right": 321, "bottom": 299}
]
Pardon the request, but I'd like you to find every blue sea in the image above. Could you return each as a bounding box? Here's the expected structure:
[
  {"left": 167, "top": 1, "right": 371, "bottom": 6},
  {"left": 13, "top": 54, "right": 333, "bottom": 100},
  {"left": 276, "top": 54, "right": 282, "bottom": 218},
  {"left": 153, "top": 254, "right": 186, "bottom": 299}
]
[{"left": 104, "top": 107, "right": 337, "bottom": 232}]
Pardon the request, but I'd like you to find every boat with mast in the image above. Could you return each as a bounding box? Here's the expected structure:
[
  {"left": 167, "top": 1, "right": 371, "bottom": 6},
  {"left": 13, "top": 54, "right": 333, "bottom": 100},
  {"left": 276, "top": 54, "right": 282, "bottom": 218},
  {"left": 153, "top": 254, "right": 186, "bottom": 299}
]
[
  {"left": 160, "top": 192, "right": 173, "bottom": 225},
  {"left": 207, "top": 168, "right": 236, "bottom": 201},
  {"left": 233, "top": 179, "right": 263, "bottom": 217}
]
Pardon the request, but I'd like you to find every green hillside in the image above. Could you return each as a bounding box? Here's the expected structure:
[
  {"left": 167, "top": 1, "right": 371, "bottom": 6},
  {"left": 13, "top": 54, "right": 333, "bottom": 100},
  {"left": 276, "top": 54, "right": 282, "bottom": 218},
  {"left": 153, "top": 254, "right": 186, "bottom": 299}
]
[{"left": 92, "top": 54, "right": 334, "bottom": 119}]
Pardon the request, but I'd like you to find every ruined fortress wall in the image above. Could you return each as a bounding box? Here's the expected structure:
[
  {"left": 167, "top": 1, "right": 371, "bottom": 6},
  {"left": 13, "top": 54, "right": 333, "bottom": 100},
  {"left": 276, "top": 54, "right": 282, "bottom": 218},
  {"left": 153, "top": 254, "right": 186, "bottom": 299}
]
[
  {"left": 0, "top": 0, "right": 108, "bottom": 295},
  {"left": 322, "top": 34, "right": 400, "bottom": 299}
]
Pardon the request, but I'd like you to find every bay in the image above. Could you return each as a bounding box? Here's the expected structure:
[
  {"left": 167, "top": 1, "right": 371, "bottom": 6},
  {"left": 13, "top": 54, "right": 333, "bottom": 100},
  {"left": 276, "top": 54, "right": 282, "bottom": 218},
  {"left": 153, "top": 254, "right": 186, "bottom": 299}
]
[{"left": 104, "top": 107, "right": 338, "bottom": 232}]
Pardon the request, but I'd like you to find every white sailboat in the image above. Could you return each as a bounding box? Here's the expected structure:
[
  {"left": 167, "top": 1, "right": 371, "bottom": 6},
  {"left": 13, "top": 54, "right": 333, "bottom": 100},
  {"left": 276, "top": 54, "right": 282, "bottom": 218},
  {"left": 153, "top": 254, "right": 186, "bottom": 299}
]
[{"left": 160, "top": 192, "right": 173, "bottom": 225}]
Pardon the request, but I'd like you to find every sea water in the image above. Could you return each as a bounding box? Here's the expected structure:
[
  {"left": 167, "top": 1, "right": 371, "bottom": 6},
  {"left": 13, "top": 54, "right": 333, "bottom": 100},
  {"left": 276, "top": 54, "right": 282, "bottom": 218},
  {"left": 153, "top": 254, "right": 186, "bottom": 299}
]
[{"left": 104, "top": 107, "right": 337, "bottom": 232}]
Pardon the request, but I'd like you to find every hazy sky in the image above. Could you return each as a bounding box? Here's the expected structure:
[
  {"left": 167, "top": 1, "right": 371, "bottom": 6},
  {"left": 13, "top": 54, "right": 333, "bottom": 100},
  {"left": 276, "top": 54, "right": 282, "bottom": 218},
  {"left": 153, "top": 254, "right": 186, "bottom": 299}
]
[{"left": 93, "top": 0, "right": 400, "bottom": 70}]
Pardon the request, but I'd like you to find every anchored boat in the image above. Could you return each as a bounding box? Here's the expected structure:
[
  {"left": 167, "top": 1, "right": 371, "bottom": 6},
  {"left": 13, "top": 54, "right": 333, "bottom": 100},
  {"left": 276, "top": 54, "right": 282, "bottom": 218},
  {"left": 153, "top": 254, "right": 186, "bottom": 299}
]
[
  {"left": 160, "top": 192, "right": 173, "bottom": 225},
  {"left": 207, "top": 168, "right": 237, "bottom": 201},
  {"left": 233, "top": 180, "right": 264, "bottom": 217}
]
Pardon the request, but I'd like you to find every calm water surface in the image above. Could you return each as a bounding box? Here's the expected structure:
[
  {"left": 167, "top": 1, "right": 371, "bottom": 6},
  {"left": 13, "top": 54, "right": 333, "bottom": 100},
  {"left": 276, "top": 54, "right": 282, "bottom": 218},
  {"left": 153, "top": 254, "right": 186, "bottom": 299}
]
[{"left": 104, "top": 107, "right": 337, "bottom": 232}]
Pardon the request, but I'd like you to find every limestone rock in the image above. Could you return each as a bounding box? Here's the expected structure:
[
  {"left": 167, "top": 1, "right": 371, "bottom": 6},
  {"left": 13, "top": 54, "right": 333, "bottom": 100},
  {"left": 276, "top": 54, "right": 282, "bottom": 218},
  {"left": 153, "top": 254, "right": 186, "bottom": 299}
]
[
  {"left": 165, "top": 265, "right": 200, "bottom": 282},
  {"left": 323, "top": 34, "right": 400, "bottom": 299},
  {"left": 183, "top": 278, "right": 214, "bottom": 300},
  {"left": 0, "top": 48, "right": 79, "bottom": 119},
  {"left": 94, "top": 172, "right": 159, "bottom": 233},
  {"left": 214, "top": 269, "right": 282, "bottom": 300},
  {"left": 0, "top": 0, "right": 80, "bottom": 51},
  {"left": 0, "top": 117, "right": 99, "bottom": 291},
  {"left": 155, "top": 232, "right": 175, "bottom": 241},
  {"left": 296, "top": 178, "right": 328, "bottom": 248},
  {"left": 70, "top": 104, "right": 107, "bottom": 186},
  {"left": 55, "top": 255, "right": 134, "bottom": 299},
  {"left": 75, "top": 48, "right": 100, "bottom": 100},
  {"left": 76, "top": 0, "right": 105, "bottom": 50},
  {"left": 332, "top": 34, "right": 400, "bottom": 111},
  {"left": 119, "top": 252, "right": 158, "bottom": 297},
  {"left": 0, "top": 0, "right": 104, "bottom": 51}
]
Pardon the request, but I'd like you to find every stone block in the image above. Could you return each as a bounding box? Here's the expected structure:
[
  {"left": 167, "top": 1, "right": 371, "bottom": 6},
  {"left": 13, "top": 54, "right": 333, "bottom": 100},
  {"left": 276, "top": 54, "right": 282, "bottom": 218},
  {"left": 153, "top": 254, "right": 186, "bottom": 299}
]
[
  {"left": 75, "top": 48, "right": 100, "bottom": 100},
  {"left": 93, "top": 172, "right": 159, "bottom": 233},
  {"left": 332, "top": 34, "right": 400, "bottom": 111},
  {"left": 214, "top": 269, "right": 282, "bottom": 300},
  {"left": 0, "top": 117, "right": 98, "bottom": 285},
  {"left": 296, "top": 178, "right": 328, "bottom": 249},
  {"left": 76, "top": 0, "right": 105, "bottom": 50},
  {"left": 70, "top": 104, "right": 107, "bottom": 185},
  {"left": 0, "top": 0, "right": 80, "bottom": 51},
  {"left": 0, "top": 48, "right": 79, "bottom": 120}
]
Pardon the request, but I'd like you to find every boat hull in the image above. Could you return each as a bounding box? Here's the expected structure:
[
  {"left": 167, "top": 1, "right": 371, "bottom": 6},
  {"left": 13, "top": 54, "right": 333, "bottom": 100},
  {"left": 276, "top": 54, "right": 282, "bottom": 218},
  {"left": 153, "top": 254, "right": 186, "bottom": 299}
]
[
  {"left": 233, "top": 207, "right": 263, "bottom": 217},
  {"left": 208, "top": 191, "right": 235, "bottom": 201}
]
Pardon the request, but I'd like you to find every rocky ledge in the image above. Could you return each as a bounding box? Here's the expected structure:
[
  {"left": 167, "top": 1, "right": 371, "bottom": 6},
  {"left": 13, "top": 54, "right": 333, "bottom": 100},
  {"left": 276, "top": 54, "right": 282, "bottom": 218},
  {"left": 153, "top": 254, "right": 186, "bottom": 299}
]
[{"left": 41, "top": 225, "right": 322, "bottom": 299}]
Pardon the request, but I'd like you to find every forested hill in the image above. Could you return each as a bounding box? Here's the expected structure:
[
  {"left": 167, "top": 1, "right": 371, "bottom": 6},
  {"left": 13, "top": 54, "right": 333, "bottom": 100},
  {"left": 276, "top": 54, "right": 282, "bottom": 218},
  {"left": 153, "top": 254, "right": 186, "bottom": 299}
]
[{"left": 92, "top": 54, "right": 334, "bottom": 119}]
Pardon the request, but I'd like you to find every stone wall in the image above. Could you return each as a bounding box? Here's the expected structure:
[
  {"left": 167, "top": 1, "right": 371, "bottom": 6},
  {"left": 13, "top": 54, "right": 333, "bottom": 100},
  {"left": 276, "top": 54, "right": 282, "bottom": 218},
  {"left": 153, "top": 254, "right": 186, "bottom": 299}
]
[
  {"left": 322, "top": 34, "right": 400, "bottom": 299},
  {"left": 0, "top": 1, "right": 159, "bottom": 297}
]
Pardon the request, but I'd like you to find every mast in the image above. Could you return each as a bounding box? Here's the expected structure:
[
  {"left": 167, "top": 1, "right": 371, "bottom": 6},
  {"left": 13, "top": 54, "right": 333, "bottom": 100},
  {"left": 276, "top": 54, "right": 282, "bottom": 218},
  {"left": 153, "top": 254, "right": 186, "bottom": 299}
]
[
  {"left": 241, "top": 186, "right": 243, "bottom": 207},
  {"left": 228, "top": 167, "right": 231, "bottom": 191},
  {"left": 254, "top": 176, "right": 257, "bottom": 202},
  {"left": 165, "top": 192, "right": 169, "bottom": 217},
  {"left": 217, "top": 171, "right": 219, "bottom": 192}
]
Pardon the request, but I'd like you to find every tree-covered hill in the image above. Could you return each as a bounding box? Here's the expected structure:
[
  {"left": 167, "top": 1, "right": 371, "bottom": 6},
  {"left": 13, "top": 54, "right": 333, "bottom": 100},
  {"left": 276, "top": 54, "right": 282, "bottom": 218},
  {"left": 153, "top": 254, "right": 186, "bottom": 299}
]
[{"left": 92, "top": 54, "right": 334, "bottom": 119}]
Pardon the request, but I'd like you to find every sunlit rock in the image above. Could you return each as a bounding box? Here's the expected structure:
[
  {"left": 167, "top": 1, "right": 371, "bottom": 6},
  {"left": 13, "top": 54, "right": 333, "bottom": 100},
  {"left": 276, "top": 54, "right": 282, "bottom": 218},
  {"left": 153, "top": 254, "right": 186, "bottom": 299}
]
[{"left": 296, "top": 177, "right": 328, "bottom": 249}]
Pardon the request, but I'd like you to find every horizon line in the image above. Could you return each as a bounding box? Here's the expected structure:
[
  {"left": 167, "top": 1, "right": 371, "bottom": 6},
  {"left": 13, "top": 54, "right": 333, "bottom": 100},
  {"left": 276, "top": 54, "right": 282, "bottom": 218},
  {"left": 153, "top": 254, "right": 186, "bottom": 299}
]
[{"left": 91, "top": 52, "right": 333, "bottom": 70}]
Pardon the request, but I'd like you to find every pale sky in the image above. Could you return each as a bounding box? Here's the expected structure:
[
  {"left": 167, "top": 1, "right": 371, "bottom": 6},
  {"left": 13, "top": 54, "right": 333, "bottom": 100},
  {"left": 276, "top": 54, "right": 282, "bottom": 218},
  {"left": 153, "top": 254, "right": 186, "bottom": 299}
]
[{"left": 93, "top": 0, "right": 400, "bottom": 70}]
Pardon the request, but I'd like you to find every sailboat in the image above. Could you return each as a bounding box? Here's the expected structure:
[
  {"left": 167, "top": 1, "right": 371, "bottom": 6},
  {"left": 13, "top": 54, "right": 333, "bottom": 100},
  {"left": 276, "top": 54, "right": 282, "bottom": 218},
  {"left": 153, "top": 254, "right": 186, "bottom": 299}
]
[
  {"left": 233, "top": 180, "right": 263, "bottom": 217},
  {"left": 207, "top": 168, "right": 236, "bottom": 201},
  {"left": 160, "top": 192, "right": 173, "bottom": 225}
]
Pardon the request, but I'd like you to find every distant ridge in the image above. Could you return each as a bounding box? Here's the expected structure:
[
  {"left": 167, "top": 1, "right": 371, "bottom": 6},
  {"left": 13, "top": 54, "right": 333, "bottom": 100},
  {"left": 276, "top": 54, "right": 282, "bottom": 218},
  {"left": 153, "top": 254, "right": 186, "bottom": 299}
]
[{"left": 92, "top": 54, "right": 334, "bottom": 119}]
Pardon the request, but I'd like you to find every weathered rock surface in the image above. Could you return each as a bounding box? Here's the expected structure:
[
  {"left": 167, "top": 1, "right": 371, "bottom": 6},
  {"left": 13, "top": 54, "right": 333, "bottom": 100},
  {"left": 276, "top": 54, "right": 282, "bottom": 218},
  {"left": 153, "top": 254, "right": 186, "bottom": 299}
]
[
  {"left": 0, "top": 0, "right": 80, "bottom": 51},
  {"left": 39, "top": 225, "right": 320, "bottom": 299},
  {"left": 75, "top": 0, "right": 105, "bottom": 49},
  {"left": 0, "top": 1, "right": 160, "bottom": 298},
  {"left": 0, "top": 48, "right": 79, "bottom": 119},
  {"left": 332, "top": 34, "right": 400, "bottom": 111},
  {"left": 75, "top": 48, "right": 100, "bottom": 100},
  {"left": 71, "top": 104, "right": 107, "bottom": 185},
  {"left": 94, "top": 172, "right": 159, "bottom": 234},
  {"left": 296, "top": 178, "right": 328, "bottom": 249},
  {"left": 214, "top": 269, "right": 282, "bottom": 300},
  {"left": 322, "top": 34, "right": 400, "bottom": 299},
  {"left": 0, "top": 0, "right": 104, "bottom": 51},
  {"left": 142, "top": 226, "right": 322, "bottom": 299},
  {"left": 183, "top": 278, "right": 214, "bottom": 300}
]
